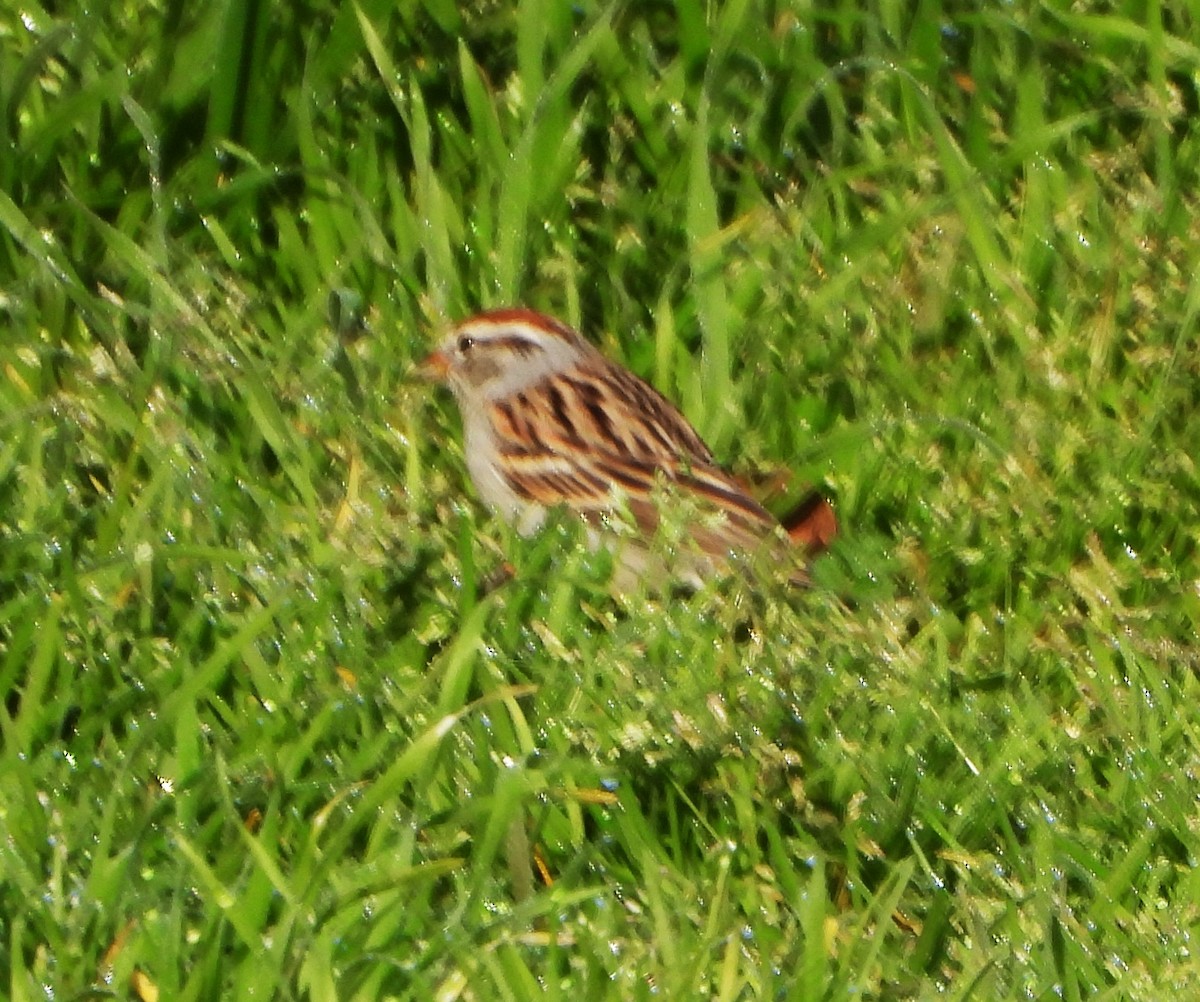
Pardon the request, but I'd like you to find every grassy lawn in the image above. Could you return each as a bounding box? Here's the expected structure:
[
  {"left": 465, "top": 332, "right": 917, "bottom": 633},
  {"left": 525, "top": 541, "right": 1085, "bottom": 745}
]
[{"left": 2, "top": 1, "right": 1198, "bottom": 998}]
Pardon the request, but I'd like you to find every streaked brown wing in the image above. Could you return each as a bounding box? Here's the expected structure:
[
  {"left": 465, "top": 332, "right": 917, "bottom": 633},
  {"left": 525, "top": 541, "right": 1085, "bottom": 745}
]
[
  {"left": 497, "top": 360, "right": 717, "bottom": 469},
  {"left": 489, "top": 442, "right": 615, "bottom": 509},
  {"left": 493, "top": 422, "right": 777, "bottom": 546},
  {"left": 485, "top": 359, "right": 784, "bottom": 557},
  {"left": 504, "top": 449, "right": 774, "bottom": 540}
]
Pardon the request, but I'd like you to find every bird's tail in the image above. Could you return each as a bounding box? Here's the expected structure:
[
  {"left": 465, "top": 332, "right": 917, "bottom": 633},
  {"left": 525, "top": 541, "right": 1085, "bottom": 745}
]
[{"left": 783, "top": 491, "right": 837, "bottom": 555}]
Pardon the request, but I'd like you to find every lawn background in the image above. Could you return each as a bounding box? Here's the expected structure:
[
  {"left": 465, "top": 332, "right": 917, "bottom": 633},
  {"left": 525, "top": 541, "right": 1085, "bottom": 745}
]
[{"left": 2, "top": 0, "right": 1199, "bottom": 998}]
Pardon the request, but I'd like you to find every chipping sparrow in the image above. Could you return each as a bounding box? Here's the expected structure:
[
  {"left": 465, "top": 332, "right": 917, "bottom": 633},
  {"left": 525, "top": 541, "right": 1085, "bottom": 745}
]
[{"left": 418, "top": 308, "right": 835, "bottom": 589}]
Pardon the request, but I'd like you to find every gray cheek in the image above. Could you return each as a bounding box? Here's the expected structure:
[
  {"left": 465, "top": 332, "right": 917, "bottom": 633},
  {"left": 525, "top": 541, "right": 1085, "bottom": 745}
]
[{"left": 461, "top": 354, "right": 503, "bottom": 390}]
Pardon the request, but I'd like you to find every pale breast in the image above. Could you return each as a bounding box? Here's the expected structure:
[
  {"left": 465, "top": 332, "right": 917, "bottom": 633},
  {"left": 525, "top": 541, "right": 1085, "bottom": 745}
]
[{"left": 461, "top": 409, "right": 547, "bottom": 534}]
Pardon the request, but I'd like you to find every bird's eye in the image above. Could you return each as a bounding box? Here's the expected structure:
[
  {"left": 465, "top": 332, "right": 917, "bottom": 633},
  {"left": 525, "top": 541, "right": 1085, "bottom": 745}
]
[{"left": 457, "top": 335, "right": 474, "bottom": 354}]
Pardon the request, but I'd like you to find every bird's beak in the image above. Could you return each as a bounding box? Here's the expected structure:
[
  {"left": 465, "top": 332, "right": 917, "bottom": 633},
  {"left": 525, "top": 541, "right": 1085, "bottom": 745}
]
[{"left": 413, "top": 349, "right": 451, "bottom": 382}]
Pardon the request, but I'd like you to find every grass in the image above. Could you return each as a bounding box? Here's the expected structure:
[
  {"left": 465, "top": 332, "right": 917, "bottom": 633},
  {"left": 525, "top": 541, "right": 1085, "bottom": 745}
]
[{"left": 2, "top": 0, "right": 1199, "bottom": 998}]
